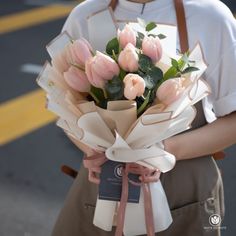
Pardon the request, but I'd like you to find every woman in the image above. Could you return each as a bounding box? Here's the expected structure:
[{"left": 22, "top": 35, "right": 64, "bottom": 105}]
[{"left": 52, "top": 0, "right": 236, "bottom": 235}]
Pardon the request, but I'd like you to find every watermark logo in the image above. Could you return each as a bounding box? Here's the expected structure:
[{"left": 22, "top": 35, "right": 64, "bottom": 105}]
[
  {"left": 114, "top": 164, "right": 123, "bottom": 179},
  {"left": 204, "top": 213, "right": 226, "bottom": 231},
  {"left": 209, "top": 214, "right": 221, "bottom": 226}
]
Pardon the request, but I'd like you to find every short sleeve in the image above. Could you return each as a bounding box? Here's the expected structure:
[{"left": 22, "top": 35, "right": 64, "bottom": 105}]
[
  {"left": 204, "top": 5, "right": 236, "bottom": 118},
  {"left": 208, "top": 43, "right": 236, "bottom": 117},
  {"left": 61, "top": 0, "right": 109, "bottom": 40},
  {"left": 61, "top": 6, "right": 83, "bottom": 39}
]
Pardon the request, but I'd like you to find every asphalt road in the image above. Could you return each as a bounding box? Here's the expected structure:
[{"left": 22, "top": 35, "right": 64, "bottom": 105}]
[{"left": 0, "top": 1, "right": 236, "bottom": 236}]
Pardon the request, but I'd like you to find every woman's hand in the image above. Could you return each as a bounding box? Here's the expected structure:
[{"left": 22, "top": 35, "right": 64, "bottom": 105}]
[{"left": 164, "top": 112, "right": 236, "bottom": 161}]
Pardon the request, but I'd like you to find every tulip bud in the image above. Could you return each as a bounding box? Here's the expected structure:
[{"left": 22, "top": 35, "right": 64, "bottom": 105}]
[
  {"left": 70, "top": 38, "right": 93, "bottom": 65},
  {"left": 118, "top": 25, "right": 137, "bottom": 49},
  {"left": 142, "top": 36, "right": 162, "bottom": 62},
  {"left": 85, "top": 51, "right": 120, "bottom": 88},
  {"left": 64, "top": 66, "right": 91, "bottom": 92},
  {"left": 118, "top": 43, "right": 139, "bottom": 72},
  {"left": 156, "top": 77, "right": 188, "bottom": 106},
  {"left": 123, "top": 73, "right": 145, "bottom": 100}
]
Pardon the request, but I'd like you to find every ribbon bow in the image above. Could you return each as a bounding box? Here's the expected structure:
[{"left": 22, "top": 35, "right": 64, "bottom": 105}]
[{"left": 83, "top": 153, "right": 161, "bottom": 236}]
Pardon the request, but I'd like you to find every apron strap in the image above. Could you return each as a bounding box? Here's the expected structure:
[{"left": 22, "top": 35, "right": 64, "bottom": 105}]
[
  {"left": 174, "top": 0, "right": 189, "bottom": 53},
  {"left": 109, "top": 0, "right": 118, "bottom": 11}
]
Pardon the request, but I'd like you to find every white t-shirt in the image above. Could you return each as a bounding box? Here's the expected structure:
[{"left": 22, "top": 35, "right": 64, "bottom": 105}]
[{"left": 62, "top": 0, "right": 236, "bottom": 122}]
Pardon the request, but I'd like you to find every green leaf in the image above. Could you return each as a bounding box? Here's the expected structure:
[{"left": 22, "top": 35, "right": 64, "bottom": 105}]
[
  {"left": 137, "top": 90, "right": 151, "bottom": 116},
  {"left": 148, "top": 66, "right": 163, "bottom": 82},
  {"left": 171, "top": 58, "right": 179, "bottom": 68},
  {"left": 143, "top": 74, "right": 155, "bottom": 89},
  {"left": 138, "top": 54, "right": 153, "bottom": 72},
  {"left": 90, "top": 86, "right": 104, "bottom": 100},
  {"left": 182, "top": 66, "right": 199, "bottom": 74},
  {"left": 136, "top": 37, "right": 142, "bottom": 49},
  {"left": 119, "top": 69, "right": 126, "bottom": 81},
  {"left": 147, "top": 33, "right": 166, "bottom": 40},
  {"left": 148, "top": 34, "right": 157, "bottom": 38},
  {"left": 145, "top": 22, "right": 156, "bottom": 32},
  {"left": 106, "top": 37, "right": 119, "bottom": 55},
  {"left": 181, "top": 53, "right": 189, "bottom": 64},
  {"left": 136, "top": 32, "right": 145, "bottom": 49},
  {"left": 157, "top": 34, "right": 166, "bottom": 39},
  {"left": 143, "top": 67, "right": 163, "bottom": 90},
  {"left": 105, "top": 75, "right": 124, "bottom": 100},
  {"left": 178, "top": 56, "right": 187, "bottom": 71},
  {"left": 89, "top": 86, "right": 107, "bottom": 108},
  {"left": 181, "top": 53, "right": 195, "bottom": 65},
  {"left": 137, "top": 32, "right": 145, "bottom": 39},
  {"left": 163, "top": 66, "right": 178, "bottom": 81},
  {"left": 163, "top": 54, "right": 191, "bottom": 81}
]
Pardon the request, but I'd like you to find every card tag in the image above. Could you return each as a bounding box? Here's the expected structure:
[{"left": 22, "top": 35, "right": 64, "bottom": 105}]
[{"left": 99, "top": 161, "right": 141, "bottom": 203}]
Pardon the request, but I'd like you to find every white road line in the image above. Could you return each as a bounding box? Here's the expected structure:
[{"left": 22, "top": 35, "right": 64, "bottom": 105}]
[{"left": 20, "top": 64, "right": 43, "bottom": 75}]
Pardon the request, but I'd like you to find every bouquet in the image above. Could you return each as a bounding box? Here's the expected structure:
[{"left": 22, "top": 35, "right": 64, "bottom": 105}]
[{"left": 37, "top": 19, "right": 210, "bottom": 236}]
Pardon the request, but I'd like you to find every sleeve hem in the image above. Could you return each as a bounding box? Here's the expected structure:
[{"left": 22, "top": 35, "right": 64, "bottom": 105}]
[{"left": 213, "top": 92, "right": 236, "bottom": 117}]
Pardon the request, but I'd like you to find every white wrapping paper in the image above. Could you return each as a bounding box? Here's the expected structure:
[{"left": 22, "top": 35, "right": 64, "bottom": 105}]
[{"left": 37, "top": 12, "right": 211, "bottom": 235}]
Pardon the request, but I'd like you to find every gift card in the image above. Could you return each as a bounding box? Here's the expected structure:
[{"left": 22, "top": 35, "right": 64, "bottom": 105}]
[{"left": 99, "top": 161, "right": 141, "bottom": 203}]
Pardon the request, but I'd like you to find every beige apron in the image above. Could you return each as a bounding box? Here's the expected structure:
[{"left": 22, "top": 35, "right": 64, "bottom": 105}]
[{"left": 52, "top": 1, "right": 225, "bottom": 235}]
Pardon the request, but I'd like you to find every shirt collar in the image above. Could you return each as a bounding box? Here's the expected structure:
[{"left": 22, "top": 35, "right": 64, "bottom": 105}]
[{"left": 118, "top": 0, "right": 173, "bottom": 13}]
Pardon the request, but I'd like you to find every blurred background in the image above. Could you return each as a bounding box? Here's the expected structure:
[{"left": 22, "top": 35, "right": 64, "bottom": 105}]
[{"left": 0, "top": 0, "right": 235, "bottom": 235}]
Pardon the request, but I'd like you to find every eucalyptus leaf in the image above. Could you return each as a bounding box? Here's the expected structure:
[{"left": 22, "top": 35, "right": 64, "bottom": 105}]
[
  {"left": 105, "top": 75, "right": 124, "bottom": 100},
  {"left": 148, "top": 66, "right": 163, "bottom": 82},
  {"left": 138, "top": 32, "right": 145, "bottom": 39},
  {"left": 143, "top": 66, "right": 163, "bottom": 90},
  {"left": 106, "top": 37, "right": 119, "bottom": 55},
  {"left": 136, "top": 32, "right": 145, "bottom": 48},
  {"left": 136, "top": 37, "right": 142, "bottom": 48},
  {"left": 139, "top": 54, "right": 153, "bottom": 72},
  {"left": 143, "top": 74, "right": 155, "bottom": 89},
  {"left": 146, "top": 22, "right": 156, "bottom": 32}
]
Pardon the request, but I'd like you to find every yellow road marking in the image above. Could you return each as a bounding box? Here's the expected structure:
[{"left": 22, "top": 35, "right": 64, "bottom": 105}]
[
  {"left": 0, "top": 4, "right": 74, "bottom": 34},
  {"left": 0, "top": 89, "right": 56, "bottom": 145}
]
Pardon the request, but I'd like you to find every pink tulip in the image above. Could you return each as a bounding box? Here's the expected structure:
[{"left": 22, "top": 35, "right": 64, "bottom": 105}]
[
  {"left": 70, "top": 38, "right": 93, "bottom": 65},
  {"left": 118, "top": 25, "right": 136, "bottom": 49},
  {"left": 118, "top": 43, "right": 139, "bottom": 72},
  {"left": 142, "top": 36, "right": 162, "bottom": 62},
  {"left": 123, "top": 74, "right": 145, "bottom": 100},
  {"left": 156, "top": 78, "right": 186, "bottom": 106},
  {"left": 64, "top": 66, "right": 91, "bottom": 92},
  {"left": 85, "top": 51, "right": 120, "bottom": 88}
]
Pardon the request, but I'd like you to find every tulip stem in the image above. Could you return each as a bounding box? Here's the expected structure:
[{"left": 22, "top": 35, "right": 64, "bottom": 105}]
[
  {"left": 89, "top": 91, "right": 100, "bottom": 104},
  {"left": 137, "top": 90, "right": 151, "bottom": 116},
  {"left": 103, "top": 88, "right": 108, "bottom": 99},
  {"left": 112, "top": 50, "right": 118, "bottom": 62}
]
